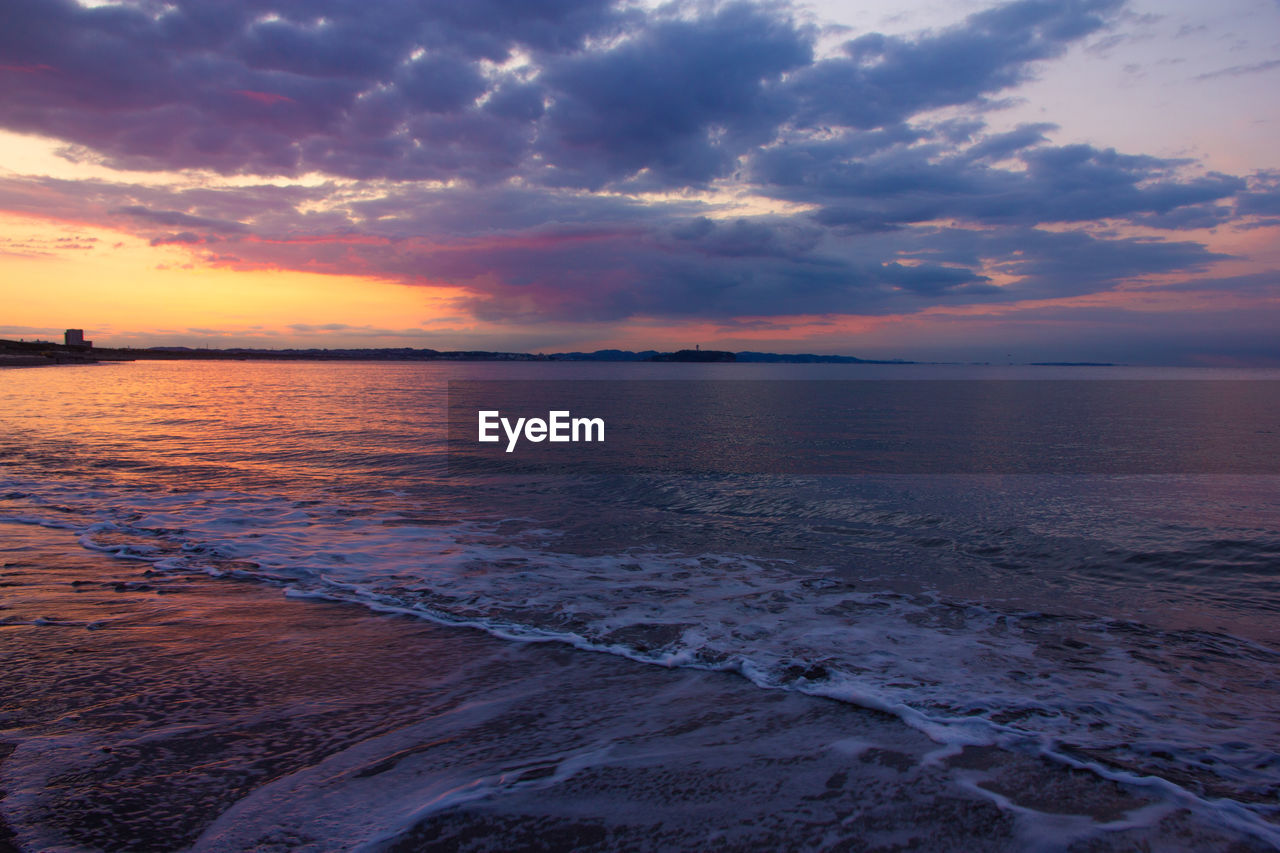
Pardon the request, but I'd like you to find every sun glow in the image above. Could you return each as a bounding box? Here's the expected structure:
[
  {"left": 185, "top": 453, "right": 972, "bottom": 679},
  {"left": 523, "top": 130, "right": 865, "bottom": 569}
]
[{"left": 0, "top": 212, "right": 464, "bottom": 347}]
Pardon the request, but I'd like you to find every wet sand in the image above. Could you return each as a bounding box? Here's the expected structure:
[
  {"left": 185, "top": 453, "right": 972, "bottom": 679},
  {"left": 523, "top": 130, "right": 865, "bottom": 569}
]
[{"left": 0, "top": 522, "right": 1269, "bottom": 852}]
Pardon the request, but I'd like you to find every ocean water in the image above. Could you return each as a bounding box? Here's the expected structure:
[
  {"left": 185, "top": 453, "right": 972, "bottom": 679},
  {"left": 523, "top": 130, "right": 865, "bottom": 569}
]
[{"left": 2, "top": 360, "right": 1278, "bottom": 848}]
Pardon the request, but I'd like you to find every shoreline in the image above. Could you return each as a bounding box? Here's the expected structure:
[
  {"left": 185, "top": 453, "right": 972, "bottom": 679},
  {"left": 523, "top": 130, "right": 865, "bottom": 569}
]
[{"left": 1, "top": 521, "right": 1271, "bottom": 851}]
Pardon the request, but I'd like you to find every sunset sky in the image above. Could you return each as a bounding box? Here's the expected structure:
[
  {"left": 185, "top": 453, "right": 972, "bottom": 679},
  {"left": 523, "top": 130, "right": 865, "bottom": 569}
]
[{"left": 1, "top": 0, "right": 1278, "bottom": 363}]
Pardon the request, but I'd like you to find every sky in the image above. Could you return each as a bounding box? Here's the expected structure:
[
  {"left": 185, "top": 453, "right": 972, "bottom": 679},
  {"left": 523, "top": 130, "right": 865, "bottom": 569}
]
[{"left": 1, "top": 0, "right": 1277, "bottom": 363}]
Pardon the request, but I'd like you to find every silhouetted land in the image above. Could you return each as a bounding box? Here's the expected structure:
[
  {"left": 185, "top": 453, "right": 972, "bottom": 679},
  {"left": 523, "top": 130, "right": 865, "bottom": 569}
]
[
  {"left": 0, "top": 339, "right": 916, "bottom": 365},
  {"left": 649, "top": 349, "right": 736, "bottom": 362},
  {"left": 0, "top": 338, "right": 102, "bottom": 366}
]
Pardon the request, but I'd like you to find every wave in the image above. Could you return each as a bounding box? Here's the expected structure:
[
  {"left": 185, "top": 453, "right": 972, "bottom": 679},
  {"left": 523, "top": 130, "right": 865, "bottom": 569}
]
[{"left": 2, "top": 473, "right": 1277, "bottom": 846}]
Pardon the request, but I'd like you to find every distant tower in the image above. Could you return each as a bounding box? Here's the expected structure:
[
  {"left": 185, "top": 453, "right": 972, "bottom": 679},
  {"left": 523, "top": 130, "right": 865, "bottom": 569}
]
[{"left": 65, "top": 329, "right": 93, "bottom": 348}]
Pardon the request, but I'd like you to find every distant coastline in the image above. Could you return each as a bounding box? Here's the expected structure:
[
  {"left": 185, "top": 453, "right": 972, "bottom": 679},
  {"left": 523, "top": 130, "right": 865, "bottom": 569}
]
[
  {"left": 0, "top": 337, "right": 103, "bottom": 367},
  {"left": 0, "top": 338, "right": 917, "bottom": 366}
]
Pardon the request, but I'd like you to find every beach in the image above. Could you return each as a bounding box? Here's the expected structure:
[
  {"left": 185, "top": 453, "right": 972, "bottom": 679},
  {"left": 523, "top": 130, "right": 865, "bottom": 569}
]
[{"left": 4, "top": 521, "right": 1271, "bottom": 852}]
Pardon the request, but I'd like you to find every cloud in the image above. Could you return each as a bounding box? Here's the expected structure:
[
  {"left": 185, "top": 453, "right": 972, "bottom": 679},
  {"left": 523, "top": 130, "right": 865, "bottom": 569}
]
[
  {"left": 114, "top": 205, "right": 249, "bottom": 233},
  {"left": 0, "top": 0, "right": 1124, "bottom": 186},
  {"left": 753, "top": 133, "right": 1244, "bottom": 231},
  {"left": 285, "top": 323, "right": 440, "bottom": 338},
  {"left": 0, "top": 233, "right": 99, "bottom": 257},
  {"left": 0, "top": 154, "right": 1247, "bottom": 327},
  {"left": 785, "top": 0, "right": 1123, "bottom": 130},
  {"left": 1145, "top": 271, "right": 1280, "bottom": 296},
  {"left": 0, "top": 325, "right": 63, "bottom": 336},
  {"left": 0, "top": 0, "right": 1272, "bottom": 340},
  {"left": 1194, "top": 59, "right": 1280, "bottom": 81},
  {"left": 534, "top": 2, "right": 812, "bottom": 189},
  {"left": 1236, "top": 173, "right": 1280, "bottom": 217},
  {"left": 0, "top": 0, "right": 626, "bottom": 179}
]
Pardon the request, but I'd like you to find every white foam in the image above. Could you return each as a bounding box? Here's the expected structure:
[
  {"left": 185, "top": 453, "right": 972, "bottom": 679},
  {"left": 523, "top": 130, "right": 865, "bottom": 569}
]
[{"left": 2, "top": 473, "right": 1277, "bottom": 846}]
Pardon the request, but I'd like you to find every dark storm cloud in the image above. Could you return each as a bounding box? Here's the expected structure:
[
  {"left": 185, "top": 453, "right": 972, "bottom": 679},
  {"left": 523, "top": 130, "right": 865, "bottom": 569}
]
[{"left": 0, "top": 0, "right": 1270, "bottom": 331}]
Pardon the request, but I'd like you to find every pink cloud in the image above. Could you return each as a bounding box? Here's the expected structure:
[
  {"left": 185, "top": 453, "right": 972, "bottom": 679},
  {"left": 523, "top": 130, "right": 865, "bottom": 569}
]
[{"left": 234, "top": 90, "right": 295, "bottom": 106}]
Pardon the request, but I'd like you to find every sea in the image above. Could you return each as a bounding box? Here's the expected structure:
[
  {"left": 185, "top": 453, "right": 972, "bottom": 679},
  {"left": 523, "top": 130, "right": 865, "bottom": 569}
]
[{"left": 1, "top": 360, "right": 1278, "bottom": 850}]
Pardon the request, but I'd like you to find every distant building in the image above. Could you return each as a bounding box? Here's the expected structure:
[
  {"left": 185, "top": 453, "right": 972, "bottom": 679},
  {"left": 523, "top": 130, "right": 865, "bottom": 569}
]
[{"left": 65, "top": 329, "right": 93, "bottom": 348}]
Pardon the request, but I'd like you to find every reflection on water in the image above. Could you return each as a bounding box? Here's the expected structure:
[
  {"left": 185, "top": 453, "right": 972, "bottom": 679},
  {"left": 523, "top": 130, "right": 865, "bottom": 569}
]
[{"left": 448, "top": 380, "right": 1280, "bottom": 474}]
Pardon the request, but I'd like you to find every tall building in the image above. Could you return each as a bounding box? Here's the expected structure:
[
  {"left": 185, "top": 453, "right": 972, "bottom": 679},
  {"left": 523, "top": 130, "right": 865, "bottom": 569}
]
[{"left": 65, "top": 329, "right": 93, "bottom": 348}]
